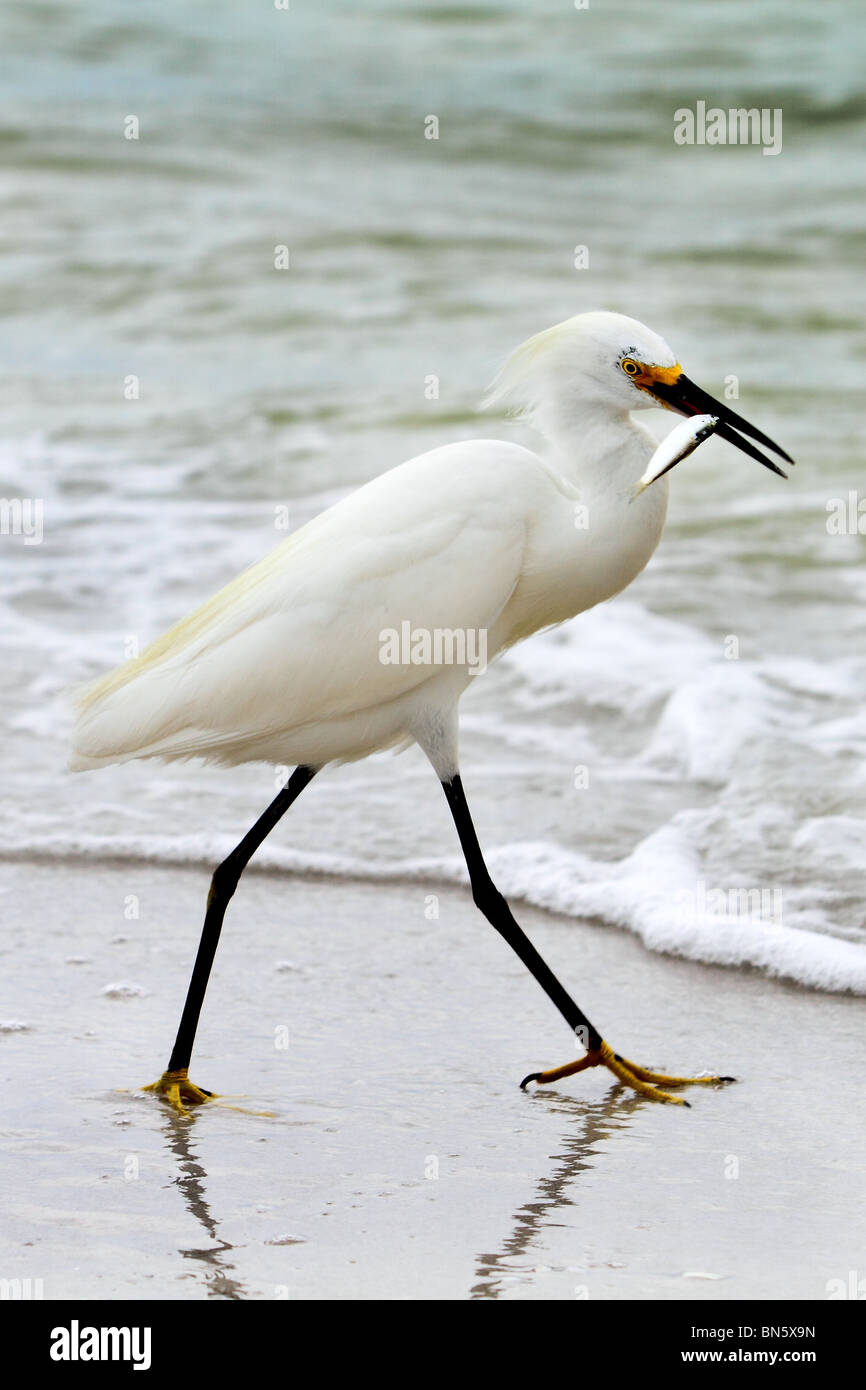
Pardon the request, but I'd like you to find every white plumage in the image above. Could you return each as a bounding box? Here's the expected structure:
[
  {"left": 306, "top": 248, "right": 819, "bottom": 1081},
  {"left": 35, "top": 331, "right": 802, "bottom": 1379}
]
[
  {"left": 71, "top": 311, "right": 675, "bottom": 779},
  {"left": 75, "top": 310, "right": 789, "bottom": 1110}
]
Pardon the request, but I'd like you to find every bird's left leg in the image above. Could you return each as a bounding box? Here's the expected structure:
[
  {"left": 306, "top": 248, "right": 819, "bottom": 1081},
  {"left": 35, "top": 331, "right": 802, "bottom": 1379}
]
[
  {"left": 520, "top": 1046, "right": 733, "bottom": 1104},
  {"left": 440, "top": 773, "right": 733, "bottom": 1106},
  {"left": 144, "top": 764, "right": 318, "bottom": 1113}
]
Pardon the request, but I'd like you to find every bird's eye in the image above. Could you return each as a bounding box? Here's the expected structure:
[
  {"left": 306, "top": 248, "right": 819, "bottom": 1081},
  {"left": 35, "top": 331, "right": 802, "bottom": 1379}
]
[{"left": 621, "top": 358, "right": 640, "bottom": 376}]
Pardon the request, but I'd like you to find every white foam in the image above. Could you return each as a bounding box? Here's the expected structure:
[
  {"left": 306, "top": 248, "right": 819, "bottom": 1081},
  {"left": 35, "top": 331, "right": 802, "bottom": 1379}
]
[{"left": 6, "top": 814, "right": 865, "bottom": 994}]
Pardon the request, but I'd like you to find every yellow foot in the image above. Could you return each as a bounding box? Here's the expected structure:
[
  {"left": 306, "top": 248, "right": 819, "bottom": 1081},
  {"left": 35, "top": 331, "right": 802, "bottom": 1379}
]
[
  {"left": 140, "top": 1068, "right": 275, "bottom": 1118},
  {"left": 520, "top": 1041, "right": 735, "bottom": 1107},
  {"left": 142, "top": 1068, "right": 216, "bottom": 1114}
]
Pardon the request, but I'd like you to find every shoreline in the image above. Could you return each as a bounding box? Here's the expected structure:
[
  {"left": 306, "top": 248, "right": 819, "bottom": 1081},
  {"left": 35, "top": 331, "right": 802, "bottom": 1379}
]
[
  {"left": 2, "top": 859, "right": 864, "bottom": 1299},
  {"left": 2, "top": 843, "right": 862, "bottom": 998}
]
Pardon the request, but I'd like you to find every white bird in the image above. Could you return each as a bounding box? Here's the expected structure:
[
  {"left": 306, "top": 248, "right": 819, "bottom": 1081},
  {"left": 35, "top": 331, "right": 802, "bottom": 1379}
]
[{"left": 71, "top": 310, "right": 792, "bottom": 1113}]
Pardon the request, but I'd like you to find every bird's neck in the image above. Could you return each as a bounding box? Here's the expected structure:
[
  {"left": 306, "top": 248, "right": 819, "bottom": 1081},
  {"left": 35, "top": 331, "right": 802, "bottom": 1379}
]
[{"left": 546, "top": 406, "right": 656, "bottom": 496}]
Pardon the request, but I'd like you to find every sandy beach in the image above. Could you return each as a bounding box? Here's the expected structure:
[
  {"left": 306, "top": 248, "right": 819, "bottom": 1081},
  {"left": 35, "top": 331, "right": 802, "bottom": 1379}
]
[{"left": 2, "top": 858, "right": 862, "bottom": 1302}]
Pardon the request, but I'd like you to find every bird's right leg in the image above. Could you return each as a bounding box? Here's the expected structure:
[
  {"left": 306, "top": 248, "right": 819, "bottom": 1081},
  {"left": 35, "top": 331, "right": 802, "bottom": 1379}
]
[
  {"left": 144, "top": 764, "right": 317, "bottom": 1113},
  {"left": 441, "top": 773, "right": 732, "bottom": 1106}
]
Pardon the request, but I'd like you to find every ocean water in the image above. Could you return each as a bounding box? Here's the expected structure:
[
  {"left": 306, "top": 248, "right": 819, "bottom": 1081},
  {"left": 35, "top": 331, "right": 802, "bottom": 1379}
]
[{"left": 2, "top": 0, "right": 865, "bottom": 993}]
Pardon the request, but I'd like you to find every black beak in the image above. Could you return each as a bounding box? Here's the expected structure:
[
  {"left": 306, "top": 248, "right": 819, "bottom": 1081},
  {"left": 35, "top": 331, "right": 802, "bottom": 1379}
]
[{"left": 649, "top": 374, "right": 793, "bottom": 478}]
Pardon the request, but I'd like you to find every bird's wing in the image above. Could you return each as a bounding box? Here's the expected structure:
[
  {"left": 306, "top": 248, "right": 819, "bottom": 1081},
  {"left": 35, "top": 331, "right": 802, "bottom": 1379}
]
[{"left": 72, "top": 441, "right": 538, "bottom": 766}]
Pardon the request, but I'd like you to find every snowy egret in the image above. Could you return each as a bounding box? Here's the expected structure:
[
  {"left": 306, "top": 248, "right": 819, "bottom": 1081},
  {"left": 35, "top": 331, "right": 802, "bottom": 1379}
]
[{"left": 72, "top": 311, "right": 792, "bottom": 1111}]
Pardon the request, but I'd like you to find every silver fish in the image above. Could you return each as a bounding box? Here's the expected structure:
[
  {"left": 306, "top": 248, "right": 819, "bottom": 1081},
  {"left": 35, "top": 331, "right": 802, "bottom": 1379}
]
[{"left": 631, "top": 413, "right": 719, "bottom": 499}]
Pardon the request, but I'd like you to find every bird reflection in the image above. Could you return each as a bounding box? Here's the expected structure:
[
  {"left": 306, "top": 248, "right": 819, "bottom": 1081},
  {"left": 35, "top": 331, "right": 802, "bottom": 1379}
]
[
  {"left": 160, "top": 1108, "right": 247, "bottom": 1300},
  {"left": 471, "top": 1088, "right": 641, "bottom": 1299}
]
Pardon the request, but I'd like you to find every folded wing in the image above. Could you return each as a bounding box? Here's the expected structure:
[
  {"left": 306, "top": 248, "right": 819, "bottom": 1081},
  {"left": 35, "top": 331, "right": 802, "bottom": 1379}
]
[{"left": 71, "top": 442, "right": 533, "bottom": 768}]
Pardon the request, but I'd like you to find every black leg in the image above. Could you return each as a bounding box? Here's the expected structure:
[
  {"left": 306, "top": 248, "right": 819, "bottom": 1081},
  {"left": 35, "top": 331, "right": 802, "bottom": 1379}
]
[
  {"left": 165, "top": 764, "right": 317, "bottom": 1074},
  {"left": 441, "top": 774, "right": 602, "bottom": 1054}
]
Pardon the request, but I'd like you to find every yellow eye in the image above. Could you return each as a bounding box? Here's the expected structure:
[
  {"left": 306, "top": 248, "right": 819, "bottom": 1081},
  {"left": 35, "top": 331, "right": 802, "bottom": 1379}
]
[{"left": 622, "top": 358, "right": 640, "bottom": 376}]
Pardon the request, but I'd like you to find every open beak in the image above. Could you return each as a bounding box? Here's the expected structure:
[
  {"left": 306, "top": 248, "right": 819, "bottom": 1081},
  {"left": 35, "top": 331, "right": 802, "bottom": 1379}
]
[{"left": 646, "top": 372, "right": 793, "bottom": 479}]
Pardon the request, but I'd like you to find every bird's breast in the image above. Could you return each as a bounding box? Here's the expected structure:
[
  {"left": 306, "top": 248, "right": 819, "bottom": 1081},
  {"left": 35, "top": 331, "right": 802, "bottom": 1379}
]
[{"left": 495, "top": 478, "right": 669, "bottom": 647}]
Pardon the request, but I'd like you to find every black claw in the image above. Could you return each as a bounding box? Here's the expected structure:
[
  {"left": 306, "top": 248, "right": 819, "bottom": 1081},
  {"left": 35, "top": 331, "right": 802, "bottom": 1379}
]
[
  {"left": 683, "top": 1100, "right": 692, "bottom": 1108},
  {"left": 520, "top": 1073, "right": 542, "bottom": 1090},
  {"left": 718, "top": 1075, "right": 736, "bottom": 1084}
]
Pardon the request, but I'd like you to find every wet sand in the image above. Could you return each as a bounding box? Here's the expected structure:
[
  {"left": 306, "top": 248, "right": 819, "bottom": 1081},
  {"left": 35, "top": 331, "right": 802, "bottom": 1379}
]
[{"left": 1, "top": 859, "right": 863, "bottom": 1301}]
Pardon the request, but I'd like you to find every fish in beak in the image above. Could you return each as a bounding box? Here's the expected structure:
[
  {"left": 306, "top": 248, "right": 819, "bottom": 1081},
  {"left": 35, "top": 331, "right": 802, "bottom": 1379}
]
[
  {"left": 631, "top": 413, "right": 720, "bottom": 499},
  {"left": 628, "top": 361, "right": 794, "bottom": 480}
]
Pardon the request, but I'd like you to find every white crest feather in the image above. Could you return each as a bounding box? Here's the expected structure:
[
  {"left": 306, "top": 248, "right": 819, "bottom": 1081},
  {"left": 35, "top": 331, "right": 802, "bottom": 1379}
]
[{"left": 482, "top": 320, "right": 573, "bottom": 422}]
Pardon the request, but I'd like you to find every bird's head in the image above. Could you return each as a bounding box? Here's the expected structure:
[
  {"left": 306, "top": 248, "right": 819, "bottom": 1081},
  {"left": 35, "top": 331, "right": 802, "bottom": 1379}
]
[{"left": 486, "top": 310, "right": 793, "bottom": 480}]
